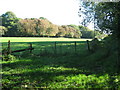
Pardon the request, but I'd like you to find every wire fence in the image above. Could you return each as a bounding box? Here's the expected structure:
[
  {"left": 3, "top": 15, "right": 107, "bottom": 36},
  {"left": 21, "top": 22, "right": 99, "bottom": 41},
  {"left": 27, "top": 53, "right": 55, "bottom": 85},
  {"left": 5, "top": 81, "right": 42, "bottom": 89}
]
[{"left": 2, "top": 40, "right": 89, "bottom": 56}]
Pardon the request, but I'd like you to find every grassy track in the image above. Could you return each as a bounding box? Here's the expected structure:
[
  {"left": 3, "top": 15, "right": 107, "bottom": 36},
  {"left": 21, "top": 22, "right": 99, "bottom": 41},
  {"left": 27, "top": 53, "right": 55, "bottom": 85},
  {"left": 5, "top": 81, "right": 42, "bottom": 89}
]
[{"left": 1, "top": 37, "right": 120, "bottom": 89}]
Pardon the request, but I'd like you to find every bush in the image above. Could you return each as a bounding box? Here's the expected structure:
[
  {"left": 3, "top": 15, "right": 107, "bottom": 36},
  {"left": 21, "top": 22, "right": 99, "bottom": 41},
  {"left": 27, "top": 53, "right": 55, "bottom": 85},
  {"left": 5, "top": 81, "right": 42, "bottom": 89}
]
[{"left": 2, "top": 54, "right": 16, "bottom": 61}]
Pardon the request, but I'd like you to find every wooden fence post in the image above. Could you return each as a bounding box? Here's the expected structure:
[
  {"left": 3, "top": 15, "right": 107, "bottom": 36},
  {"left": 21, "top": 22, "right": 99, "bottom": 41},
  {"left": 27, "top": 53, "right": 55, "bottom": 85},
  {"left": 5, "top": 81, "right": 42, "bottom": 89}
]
[
  {"left": 54, "top": 42, "right": 57, "bottom": 54},
  {"left": 87, "top": 40, "right": 90, "bottom": 51},
  {"left": 29, "top": 43, "right": 32, "bottom": 53},
  {"left": 8, "top": 40, "right": 11, "bottom": 54},
  {"left": 75, "top": 42, "right": 76, "bottom": 53}
]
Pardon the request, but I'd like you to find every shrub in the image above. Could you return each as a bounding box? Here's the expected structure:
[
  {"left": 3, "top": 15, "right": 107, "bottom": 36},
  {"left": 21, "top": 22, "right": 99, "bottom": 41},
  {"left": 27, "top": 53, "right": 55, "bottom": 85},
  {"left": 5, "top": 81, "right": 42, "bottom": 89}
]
[{"left": 2, "top": 54, "right": 16, "bottom": 61}]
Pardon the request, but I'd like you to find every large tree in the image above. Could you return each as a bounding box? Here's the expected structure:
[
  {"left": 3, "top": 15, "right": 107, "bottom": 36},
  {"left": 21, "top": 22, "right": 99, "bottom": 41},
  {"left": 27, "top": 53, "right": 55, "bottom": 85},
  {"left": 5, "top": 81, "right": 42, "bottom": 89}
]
[
  {"left": 79, "top": 1, "right": 120, "bottom": 73},
  {"left": 79, "top": 1, "right": 120, "bottom": 36},
  {"left": 95, "top": 2, "right": 120, "bottom": 37},
  {"left": 1, "top": 11, "right": 19, "bottom": 36}
]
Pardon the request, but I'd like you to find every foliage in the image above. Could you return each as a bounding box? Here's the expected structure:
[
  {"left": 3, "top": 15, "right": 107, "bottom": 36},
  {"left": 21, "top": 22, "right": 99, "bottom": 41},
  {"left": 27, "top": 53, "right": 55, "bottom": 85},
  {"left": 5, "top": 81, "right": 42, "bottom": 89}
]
[
  {"left": 79, "top": 25, "right": 90, "bottom": 31},
  {"left": 79, "top": 2, "right": 120, "bottom": 71},
  {"left": 2, "top": 54, "right": 16, "bottom": 61},
  {"left": 1, "top": 11, "right": 20, "bottom": 36},
  {"left": 79, "top": 1, "right": 120, "bottom": 72},
  {"left": 81, "top": 30, "right": 94, "bottom": 38},
  {"left": 78, "top": 2, "right": 95, "bottom": 27},
  {"left": 0, "top": 26, "right": 8, "bottom": 36},
  {"left": 68, "top": 24, "right": 80, "bottom": 30},
  {"left": 0, "top": 11, "right": 90, "bottom": 38},
  {"left": 39, "top": 17, "right": 46, "bottom": 19},
  {"left": 1, "top": 11, "right": 106, "bottom": 39},
  {"left": 79, "top": 2, "right": 120, "bottom": 36},
  {"left": 95, "top": 31, "right": 108, "bottom": 39},
  {"left": 95, "top": 2, "right": 120, "bottom": 36},
  {"left": 79, "top": 25, "right": 105, "bottom": 39}
]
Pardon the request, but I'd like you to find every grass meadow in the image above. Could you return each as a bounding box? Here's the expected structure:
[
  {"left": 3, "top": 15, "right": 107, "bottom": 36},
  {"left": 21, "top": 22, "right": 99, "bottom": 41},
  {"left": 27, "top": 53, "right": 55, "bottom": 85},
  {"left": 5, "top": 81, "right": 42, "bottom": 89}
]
[{"left": 1, "top": 37, "right": 120, "bottom": 89}]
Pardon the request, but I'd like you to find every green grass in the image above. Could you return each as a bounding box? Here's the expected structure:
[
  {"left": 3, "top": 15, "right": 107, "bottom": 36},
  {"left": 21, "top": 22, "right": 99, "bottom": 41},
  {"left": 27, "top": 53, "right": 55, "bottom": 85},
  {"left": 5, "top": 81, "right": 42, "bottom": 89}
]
[
  {"left": 1, "top": 37, "right": 120, "bottom": 89},
  {"left": 1, "top": 37, "right": 92, "bottom": 42}
]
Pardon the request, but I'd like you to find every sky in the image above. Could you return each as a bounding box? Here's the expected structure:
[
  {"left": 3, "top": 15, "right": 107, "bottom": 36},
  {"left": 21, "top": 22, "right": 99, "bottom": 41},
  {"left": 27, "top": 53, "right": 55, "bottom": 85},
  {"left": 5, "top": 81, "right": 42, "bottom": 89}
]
[{"left": 0, "top": 0, "right": 93, "bottom": 29}]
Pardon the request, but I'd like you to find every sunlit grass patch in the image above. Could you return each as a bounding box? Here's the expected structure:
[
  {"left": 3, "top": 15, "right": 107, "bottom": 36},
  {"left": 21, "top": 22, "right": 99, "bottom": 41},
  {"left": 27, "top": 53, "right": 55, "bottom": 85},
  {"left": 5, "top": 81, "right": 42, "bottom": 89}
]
[
  {"left": 1, "top": 37, "right": 92, "bottom": 42},
  {"left": 46, "top": 74, "right": 112, "bottom": 88}
]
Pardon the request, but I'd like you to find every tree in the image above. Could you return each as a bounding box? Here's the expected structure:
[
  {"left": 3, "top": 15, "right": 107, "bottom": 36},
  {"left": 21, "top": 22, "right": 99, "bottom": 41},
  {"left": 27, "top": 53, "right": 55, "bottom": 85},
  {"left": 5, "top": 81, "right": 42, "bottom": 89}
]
[
  {"left": 95, "top": 2, "right": 120, "bottom": 73},
  {"left": 35, "top": 19, "right": 41, "bottom": 36},
  {"left": 46, "top": 27, "right": 53, "bottom": 36},
  {"left": 95, "top": 2, "right": 120, "bottom": 36},
  {"left": 79, "top": 25, "right": 93, "bottom": 38},
  {"left": 68, "top": 24, "right": 79, "bottom": 30},
  {"left": 39, "top": 17, "right": 46, "bottom": 20},
  {"left": 79, "top": 1, "right": 120, "bottom": 73},
  {"left": 1, "top": 11, "right": 17, "bottom": 27},
  {"left": 0, "top": 11, "right": 82, "bottom": 38},
  {"left": 79, "top": 2, "right": 120, "bottom": 36},
  {"left": 1, "top": 11, "right": 19, "bottom": 36},
  {"left": 78, "top": 2, "right": 95, "bottom": 27},
  {"left": 57, "top": 26, "right": 66, "bottom": 37}
]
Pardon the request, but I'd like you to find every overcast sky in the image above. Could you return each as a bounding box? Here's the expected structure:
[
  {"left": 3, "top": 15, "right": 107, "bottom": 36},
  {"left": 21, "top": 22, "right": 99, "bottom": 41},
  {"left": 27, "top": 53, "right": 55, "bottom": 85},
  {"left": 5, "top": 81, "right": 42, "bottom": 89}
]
[{"left": 0, "top": 0, "right": 93, "bottom": 29}]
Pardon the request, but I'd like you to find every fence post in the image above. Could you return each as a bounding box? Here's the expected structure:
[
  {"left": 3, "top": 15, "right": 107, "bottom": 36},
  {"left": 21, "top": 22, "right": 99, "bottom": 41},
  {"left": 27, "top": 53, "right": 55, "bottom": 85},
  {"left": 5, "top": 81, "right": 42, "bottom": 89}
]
[
  {"left": 29, "top": 43, "right": 32, "bottom": 53},
  {"left": 75, "top": 42, "right": 76, "bottom": 53},
  {"left": 87, "top": 40, "right": 90, "bottom": 51},
  {"left": 54, "top": 42, "right": 57, "bottom": 54},
  {"left": 8, "top": 40, "right": 11, "bottom": 54}
]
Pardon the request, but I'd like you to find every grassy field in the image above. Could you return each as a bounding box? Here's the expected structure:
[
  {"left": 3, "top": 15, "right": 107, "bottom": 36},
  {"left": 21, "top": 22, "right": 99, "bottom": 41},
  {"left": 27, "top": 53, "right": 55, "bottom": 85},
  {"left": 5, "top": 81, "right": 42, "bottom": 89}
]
[
  {"left": 1, "top": 37, "right": 92, "bottom": 42},
  {"left": 1, "top": 37, "right": 120, "bottom": 89}
]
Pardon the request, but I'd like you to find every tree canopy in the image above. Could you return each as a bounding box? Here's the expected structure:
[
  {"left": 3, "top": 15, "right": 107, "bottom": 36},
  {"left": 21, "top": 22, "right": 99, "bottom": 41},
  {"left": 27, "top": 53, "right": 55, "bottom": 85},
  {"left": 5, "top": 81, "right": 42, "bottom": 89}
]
[
  {"left": 79, "top": 1, "right": 120, "bottom": 36},
  {"left": 0, "top": 12, "right": 83, "bottom": 38},
  {"left": 1, "top": 11, "right": 105, "bottom": 39}
]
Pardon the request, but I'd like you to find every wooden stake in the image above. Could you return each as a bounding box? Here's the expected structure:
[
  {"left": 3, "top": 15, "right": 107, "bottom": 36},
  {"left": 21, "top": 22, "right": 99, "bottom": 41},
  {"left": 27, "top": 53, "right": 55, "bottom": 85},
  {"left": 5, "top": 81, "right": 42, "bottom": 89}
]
[
  {"left": 54, "top": 42, "right": 57, "bottom": 54},
  {"left": 29, "top": 43, "right": 32, "bottom": 53},
  {"left": 75, "top": 42, "right": 76, "bottom": 53},
  {"left": 87, "top": 40, "right": 90, "bottom": 51},
  {"left": 8, "top": 40, "right": 11, "bottom": 54}
]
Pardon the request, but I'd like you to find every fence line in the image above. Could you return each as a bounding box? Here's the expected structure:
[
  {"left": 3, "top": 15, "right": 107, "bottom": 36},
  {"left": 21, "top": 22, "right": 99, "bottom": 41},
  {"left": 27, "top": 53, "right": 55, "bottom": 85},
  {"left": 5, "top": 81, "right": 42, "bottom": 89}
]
[
  {"left": 4, "top": 40, "right": 34, "bottom": 55},
  {"left": 86, "top": 40, "right": 90, "bottom": 51},
  {"left": 3, "top": 40, "right": 91, "bottom": 55}
]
